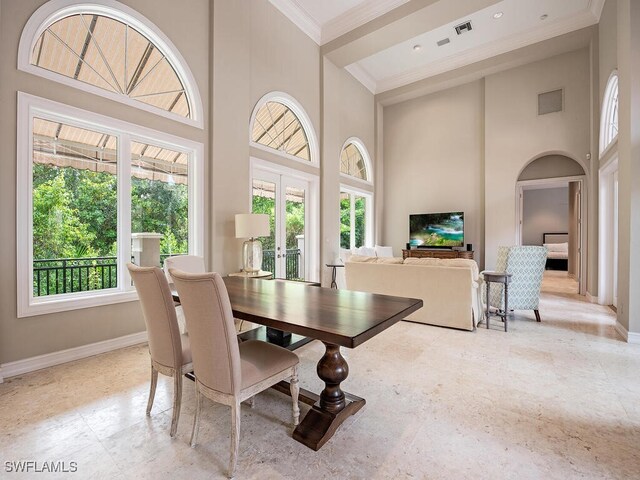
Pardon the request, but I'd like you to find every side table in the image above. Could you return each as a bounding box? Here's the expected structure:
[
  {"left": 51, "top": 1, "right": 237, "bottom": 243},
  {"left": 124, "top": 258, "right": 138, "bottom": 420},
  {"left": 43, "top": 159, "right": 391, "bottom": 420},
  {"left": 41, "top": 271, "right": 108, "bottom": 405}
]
[
  {"left": 326, "top": 263, "right": 344, "bottom": 289},
  {"left": 483, "top": 271, "right": 512, "bottom": 332}
]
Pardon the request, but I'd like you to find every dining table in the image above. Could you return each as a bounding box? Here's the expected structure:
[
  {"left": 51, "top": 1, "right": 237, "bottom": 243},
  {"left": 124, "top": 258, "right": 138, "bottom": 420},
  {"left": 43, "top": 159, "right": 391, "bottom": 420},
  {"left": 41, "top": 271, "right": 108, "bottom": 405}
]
[{"left": 174, "top": 276, "right": 423, "bottom": 451}]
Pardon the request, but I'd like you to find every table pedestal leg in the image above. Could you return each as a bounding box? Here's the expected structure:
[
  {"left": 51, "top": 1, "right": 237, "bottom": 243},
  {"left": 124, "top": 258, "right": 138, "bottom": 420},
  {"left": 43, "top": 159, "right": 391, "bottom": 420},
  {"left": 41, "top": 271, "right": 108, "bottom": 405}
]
[{"left": 292, "top": 342, "right": 366, "bottom": 450}]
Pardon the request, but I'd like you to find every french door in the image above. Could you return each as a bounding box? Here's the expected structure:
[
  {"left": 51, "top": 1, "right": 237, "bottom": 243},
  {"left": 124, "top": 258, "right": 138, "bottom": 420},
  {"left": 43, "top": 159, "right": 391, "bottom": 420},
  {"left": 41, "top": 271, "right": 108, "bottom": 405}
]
[{"left": 251, "top": 169, "right": 309, "bottom": 280}]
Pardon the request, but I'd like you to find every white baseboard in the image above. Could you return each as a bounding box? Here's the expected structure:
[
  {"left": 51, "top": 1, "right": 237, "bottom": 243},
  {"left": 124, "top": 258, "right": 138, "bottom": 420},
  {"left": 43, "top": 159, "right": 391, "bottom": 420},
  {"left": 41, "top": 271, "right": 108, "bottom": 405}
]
[
  {"left": 614, "top": 320, "right": 628, "bottom": 342},
  {"left": 586, "top": 292, "right": 598, "bottom": 304},
  {"left": 628, "top": 331, "right": 640, "bottom": 345},
  {"left": 613, "top": 321, "right": 640, "bottom": 344},
  {"left": 0, "top": 331, "right": 148, "bottom": 382}
]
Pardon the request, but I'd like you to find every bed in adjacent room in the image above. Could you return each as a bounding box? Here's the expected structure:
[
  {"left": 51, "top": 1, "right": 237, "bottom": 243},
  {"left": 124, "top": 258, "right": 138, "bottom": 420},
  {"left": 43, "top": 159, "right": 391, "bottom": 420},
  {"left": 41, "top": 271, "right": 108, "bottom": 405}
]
[{"left": 543, "top": 233, "right": 569, "bottom": 270}]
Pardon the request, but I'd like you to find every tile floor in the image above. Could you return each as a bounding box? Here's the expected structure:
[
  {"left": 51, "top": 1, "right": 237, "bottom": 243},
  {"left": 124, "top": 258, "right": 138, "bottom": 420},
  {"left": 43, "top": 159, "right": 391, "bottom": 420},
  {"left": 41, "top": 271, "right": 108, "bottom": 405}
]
[{"left": 1, "top": 273, "right": 639, "bottom": 479}]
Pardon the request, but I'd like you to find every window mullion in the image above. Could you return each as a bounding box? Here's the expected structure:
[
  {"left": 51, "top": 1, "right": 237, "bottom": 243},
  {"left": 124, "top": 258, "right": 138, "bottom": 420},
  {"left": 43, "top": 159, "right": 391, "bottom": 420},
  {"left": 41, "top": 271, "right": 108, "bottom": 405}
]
[
  {"left": 118, "top": 133, "right": 132, "bottom": 291},
  {"left": 350, "top": 193, "right": 356, "bottom": 250}
]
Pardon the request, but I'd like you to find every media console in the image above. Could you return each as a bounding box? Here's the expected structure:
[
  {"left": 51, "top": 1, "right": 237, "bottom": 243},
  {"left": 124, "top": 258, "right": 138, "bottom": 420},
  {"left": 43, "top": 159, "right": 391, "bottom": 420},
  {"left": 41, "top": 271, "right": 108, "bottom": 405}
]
[{"left": 402, "top": 249, "right": 474, "bottom": 260}]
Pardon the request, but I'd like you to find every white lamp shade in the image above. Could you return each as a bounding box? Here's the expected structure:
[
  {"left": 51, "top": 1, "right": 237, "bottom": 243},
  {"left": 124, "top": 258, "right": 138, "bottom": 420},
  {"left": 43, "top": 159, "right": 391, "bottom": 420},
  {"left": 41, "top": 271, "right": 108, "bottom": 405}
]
[{"left": 235, "top": 213, "right": 270, "bottom": 238}]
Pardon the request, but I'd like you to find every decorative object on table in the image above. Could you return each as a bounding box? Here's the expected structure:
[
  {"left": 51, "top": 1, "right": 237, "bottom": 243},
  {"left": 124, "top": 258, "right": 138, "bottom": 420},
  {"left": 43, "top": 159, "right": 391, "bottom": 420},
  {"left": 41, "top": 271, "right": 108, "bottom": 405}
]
[
  {"left": 482, "top": 271, "right": 512, "bottom": 332},
  {"left": 228, "top": 270, "right": 273, "bottom": 279},
  {"left": 484, "top": 246, "right": 547, "bottom": 323},
  {"left": 235, "top": 213, "right": 270, "bottom": 274}
]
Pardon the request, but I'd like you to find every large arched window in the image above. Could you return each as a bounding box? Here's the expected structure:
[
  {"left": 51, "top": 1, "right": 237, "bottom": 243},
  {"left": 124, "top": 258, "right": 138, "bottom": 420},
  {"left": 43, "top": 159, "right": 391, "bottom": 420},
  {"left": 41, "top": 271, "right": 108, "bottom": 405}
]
[
  {"left": 18, "top": 0, "right": 203, "bottom": 127},
  {"left": 250, "top": 92, "right": 319, "bottom": 165},
  {"left": 339, "top": 138, "right": 373, "bottom": 249},
  {"left": 600, "top": 71, "right": 619, "bottom": 154}
]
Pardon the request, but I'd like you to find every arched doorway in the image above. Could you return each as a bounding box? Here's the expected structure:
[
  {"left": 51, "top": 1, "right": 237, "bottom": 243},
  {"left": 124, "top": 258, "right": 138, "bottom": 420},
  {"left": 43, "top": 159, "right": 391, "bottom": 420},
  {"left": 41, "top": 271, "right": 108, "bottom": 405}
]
[{"left": 515, "top": 154, "right": 587, "bottom": 295}]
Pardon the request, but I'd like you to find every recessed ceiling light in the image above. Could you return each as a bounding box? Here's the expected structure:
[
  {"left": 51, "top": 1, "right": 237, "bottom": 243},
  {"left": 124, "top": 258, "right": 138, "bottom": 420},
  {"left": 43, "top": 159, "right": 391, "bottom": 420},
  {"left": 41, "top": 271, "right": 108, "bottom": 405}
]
[
  {"left": 493, "top": 11, "right": 503, "bottom": 19},
  {"left": 540, "top": 14, "right": 548, "bottom": 20},
  {"left": 413, "top": 44, "right": 422, "bottom": 51}
]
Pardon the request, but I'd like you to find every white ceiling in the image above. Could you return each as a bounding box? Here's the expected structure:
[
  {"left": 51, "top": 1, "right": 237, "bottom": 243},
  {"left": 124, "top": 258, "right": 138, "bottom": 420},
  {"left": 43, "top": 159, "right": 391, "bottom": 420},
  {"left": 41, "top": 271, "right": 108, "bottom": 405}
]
[{"left": 271, "top": 0, "right": 605, "bottom": 94}]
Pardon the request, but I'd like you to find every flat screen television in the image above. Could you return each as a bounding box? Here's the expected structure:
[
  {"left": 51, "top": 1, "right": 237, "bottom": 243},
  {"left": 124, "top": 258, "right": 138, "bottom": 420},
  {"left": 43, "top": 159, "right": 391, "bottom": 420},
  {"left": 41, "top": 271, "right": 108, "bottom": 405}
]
[{"left": 409, "top": 212, "right": 464, "bottom": 248}]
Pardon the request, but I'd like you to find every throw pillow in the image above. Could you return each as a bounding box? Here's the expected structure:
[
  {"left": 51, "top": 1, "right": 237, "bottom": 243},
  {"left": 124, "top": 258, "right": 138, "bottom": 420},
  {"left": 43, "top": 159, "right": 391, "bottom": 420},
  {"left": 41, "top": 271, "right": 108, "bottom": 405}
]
[{"left": 375, "top": 245, "right": 394, "bottom": 257}]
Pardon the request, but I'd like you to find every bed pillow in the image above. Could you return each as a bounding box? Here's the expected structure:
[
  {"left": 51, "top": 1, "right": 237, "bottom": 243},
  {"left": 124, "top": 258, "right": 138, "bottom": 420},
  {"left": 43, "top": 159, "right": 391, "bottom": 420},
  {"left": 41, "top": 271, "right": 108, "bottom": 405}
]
[{"left": 544, "top": 242, "right": 568, "bottom": 253}]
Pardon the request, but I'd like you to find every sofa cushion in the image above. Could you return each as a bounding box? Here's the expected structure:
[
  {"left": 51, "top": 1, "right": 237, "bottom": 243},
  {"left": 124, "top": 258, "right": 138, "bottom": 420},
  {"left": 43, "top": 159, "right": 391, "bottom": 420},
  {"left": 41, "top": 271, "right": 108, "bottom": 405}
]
[
  {"left": 353, "top": 246, "right": 376, "bottom": 257},
  {"left": 349, "top": 255, "right": 404, "bottom": 264},
  {"left": 438, "top": 259, "right": 479, "bottom": 281},
  {"left": 403, "top": 257, "right": 440, "bottom": 266}
]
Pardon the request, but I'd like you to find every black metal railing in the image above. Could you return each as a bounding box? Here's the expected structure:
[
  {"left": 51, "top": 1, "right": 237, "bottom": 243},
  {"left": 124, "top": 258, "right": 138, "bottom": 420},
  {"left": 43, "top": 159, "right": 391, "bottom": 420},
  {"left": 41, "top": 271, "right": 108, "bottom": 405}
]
[
  {"left": 33, "top": 257, "right": 118, "bottom": 297},
  {"left": 263, "top": 249, "right": 302, "bottom": 280},
  {"left": 33, "top": 253, "right": 187, "bottom": 297}
]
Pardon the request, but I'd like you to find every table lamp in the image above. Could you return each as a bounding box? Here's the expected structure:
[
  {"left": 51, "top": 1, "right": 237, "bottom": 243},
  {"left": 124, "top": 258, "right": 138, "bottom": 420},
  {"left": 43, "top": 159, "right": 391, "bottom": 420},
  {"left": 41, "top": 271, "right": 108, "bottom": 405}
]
[{"left": 235, "top": 213, "right": 270, "bottom": 274}]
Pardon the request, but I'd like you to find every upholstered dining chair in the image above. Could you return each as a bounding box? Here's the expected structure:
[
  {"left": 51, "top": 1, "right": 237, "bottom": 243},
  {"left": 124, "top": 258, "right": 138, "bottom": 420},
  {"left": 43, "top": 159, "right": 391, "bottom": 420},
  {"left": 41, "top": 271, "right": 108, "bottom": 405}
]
[
  {"left": 127, "top": 263, "right": 192, "bottom": 438},
  {"left": 163, "top": 255, "right": 206, "bottom": 335},
  {"left": 169, "top": 269, "right": 300, "bottom": 478},
  {"left": 484, "top": 246, "right": 548, "bottom": 321}
]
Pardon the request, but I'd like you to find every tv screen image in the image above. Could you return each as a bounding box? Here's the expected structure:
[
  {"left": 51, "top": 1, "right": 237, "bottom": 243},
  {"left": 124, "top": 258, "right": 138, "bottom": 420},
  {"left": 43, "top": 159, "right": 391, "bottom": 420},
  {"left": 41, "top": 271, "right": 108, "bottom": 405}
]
[{"left": 409, "top": 212, "right": 464, "bottom": 248}]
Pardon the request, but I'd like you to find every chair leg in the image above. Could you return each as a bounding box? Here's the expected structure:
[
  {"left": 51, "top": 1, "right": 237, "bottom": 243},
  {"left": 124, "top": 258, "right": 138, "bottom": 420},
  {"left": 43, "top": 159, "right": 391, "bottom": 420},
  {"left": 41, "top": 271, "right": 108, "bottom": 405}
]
[
  {"left": 146, "top": 364, "right": 158, "bottom": 416},
  {"left": 190, "top": 384, "right": 201, "bottom": 447},
  {"left": 228, "top": 401, "right": 241, "bottom": 479},
  {"left": 290, "top": 366, "right": 300, "bottom": 426},
  {"left": 534, "top": 309, "right": 541, "bottom": 322},
  {"left": 170, "top": 371, "right": 182, "bottom": 438}
]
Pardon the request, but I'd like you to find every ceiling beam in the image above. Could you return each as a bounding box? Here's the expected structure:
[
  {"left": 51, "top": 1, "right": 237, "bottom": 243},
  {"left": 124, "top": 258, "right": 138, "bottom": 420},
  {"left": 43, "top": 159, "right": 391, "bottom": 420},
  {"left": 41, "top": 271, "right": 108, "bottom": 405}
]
[{"left": 322, "top": 0, "right": 500, "bottom": 68}]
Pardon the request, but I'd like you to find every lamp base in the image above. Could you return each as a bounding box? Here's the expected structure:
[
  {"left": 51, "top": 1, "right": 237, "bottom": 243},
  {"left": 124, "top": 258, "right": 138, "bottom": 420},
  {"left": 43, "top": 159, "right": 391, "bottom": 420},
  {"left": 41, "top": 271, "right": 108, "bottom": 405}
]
[{"left": 242, "top": 238, "right": 263, "bottom": 273}]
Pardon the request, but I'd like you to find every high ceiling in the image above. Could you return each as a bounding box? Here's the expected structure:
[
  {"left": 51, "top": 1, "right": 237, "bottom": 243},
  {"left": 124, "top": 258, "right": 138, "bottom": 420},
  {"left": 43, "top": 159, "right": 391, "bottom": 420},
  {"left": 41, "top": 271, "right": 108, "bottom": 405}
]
[{"left": 270, "top": 0, "right": 605, "bottom": 96}]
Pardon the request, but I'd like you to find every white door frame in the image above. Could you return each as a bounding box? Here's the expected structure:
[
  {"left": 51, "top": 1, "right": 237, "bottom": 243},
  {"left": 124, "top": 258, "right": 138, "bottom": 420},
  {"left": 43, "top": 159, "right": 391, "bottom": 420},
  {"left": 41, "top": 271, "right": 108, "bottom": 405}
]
[
  {"left": 598, "top": 155, "right": 619, "bottom": 305},
  {"left": 515, "top": 175, "right": 587, "bottom": 295},
  {"left": 250, "top": 157, "right": 320, "bottom": 282}
]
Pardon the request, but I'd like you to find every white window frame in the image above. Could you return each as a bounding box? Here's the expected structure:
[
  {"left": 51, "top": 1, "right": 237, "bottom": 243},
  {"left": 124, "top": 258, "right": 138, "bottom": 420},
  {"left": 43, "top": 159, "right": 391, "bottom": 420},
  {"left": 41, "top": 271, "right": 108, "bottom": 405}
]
[
  {"left": 340, "top": 184, "right": 374, "bottom": 249},
  {"left": 339, "top": 137, "right": 373, "bottom": 186},
  {"left": 17, "top": 92, "right": 204, "bottom": 317},
  {"left": 600, "top": 70, "right": 619, "bottom": 155},
  {"left": 17, "top": 0, "right": 204, "bottom": 129},
  {"left": 250, "top": 158, "right": 320, "bottom": 282},
  {"left": 249, "top": 91, "right": 320, "bottom": 167}
]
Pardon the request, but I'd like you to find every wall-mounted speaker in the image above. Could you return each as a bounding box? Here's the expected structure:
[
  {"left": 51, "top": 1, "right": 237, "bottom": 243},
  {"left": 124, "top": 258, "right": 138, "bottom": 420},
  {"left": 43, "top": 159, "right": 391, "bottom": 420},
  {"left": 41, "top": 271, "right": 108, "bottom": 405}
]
[{"left": 466, "top": 243, "right": 472, "bottom": 251}]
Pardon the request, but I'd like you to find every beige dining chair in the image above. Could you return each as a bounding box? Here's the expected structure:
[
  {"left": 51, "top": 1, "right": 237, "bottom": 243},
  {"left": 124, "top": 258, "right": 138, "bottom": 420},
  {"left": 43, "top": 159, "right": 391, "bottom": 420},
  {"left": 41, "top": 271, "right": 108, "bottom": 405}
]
[
  {"left": 163, "top": 255, "right": 206, "bottom": 334},
  {"left": 169, "top": 269, "right": 300, "bottom": 478},
  {"left": 127, "top": 263, "right": 193, "bottom": 438}
]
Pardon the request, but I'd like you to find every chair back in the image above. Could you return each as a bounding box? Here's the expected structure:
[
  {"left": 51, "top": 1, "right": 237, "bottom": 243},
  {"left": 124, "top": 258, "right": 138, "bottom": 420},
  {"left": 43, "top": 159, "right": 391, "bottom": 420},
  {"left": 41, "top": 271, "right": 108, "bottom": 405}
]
[
  {"left": 170, "top": 269, "right": 241, "bottom": 395},
  {"left": 128, "top": 263, "right": 183, "bottom": 370},
  {"left": 488, "top": 246, "right": 547, "bottom": 310},
  {"left": 164, "top": 255, "right": 206, "bottom": 284}
]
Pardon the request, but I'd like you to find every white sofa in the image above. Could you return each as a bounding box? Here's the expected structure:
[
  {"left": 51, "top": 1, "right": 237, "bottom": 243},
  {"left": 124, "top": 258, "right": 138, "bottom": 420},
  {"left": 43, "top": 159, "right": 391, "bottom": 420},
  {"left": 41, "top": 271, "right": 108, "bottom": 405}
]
[{"left": 345, "top": 256, "right": 481, "bottom": 331}]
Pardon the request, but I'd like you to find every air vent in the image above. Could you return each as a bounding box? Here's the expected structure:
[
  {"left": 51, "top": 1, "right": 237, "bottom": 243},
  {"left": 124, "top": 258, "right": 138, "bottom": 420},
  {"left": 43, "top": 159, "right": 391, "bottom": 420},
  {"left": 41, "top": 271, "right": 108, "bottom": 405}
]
[
  {"left": 437, "top": 38, "right": 450, "bottom": 47},
  {"left": 538, "top": 89, "right": 563, "bottom": 115},
  {"left": 454, "top": 21, "right": 472, "bottom": 35}
]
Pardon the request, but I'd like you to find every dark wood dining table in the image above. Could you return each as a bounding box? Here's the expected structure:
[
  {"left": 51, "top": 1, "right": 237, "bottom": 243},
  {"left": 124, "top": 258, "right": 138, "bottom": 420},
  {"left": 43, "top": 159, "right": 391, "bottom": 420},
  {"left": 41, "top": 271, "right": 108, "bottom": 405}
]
[{"left": 175, "top": 276, "right": 423, "bottom": 451}]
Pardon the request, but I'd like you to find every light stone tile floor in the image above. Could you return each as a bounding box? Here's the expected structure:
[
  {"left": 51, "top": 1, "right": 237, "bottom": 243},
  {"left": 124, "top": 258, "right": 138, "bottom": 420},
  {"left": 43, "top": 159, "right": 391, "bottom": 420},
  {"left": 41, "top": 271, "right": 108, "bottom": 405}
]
[{"left": 1, "top": 272, "right": 639, "bottom": 479}]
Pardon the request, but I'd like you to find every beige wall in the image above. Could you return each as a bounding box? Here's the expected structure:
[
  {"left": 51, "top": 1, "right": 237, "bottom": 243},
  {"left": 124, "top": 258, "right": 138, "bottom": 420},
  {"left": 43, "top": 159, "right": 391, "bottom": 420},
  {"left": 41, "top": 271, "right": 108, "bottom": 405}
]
[
  {"left": 615, "top": 0, "right": 640, "bottom": 334},
  {"left": 383, "top": 80, "right": 484, "bottom": 265},
  {"left": 484, "top": 49, "right": 591, "bottom": 270},
  {"left": 211, "top": 0, "right": 320, "bottom": 276},
  {"left": 321, "top": 58, "right": 376, "bottom": 285},
  {"left": 522, "top": 187, "right": 569, "bottom": 247},
  {"left": 0, "top": 0, "right": 210, "bottom": 365},
  {"left": 599, "top": 0, "right": 618, "bottom": 110}
]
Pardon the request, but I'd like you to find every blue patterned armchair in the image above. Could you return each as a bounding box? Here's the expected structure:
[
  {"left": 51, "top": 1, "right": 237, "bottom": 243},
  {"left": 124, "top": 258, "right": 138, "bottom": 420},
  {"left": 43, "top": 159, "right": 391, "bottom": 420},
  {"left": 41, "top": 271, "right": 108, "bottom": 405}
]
[{"left": 484, "top": 246, "right": 547, "bottom": 322}]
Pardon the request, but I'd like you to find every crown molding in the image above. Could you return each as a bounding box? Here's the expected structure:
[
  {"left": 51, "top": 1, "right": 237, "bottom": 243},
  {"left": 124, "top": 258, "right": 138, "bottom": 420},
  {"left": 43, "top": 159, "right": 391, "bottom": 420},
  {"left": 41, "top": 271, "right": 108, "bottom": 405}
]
[
  {"left": 269, "top": 0, "right": 321, "bottom": 44},
  {"left": 321, "top": 0, "right": 409, "bottom": 45},
  {"left": 589, "top": 0, "right": 606, "bottom": 20},
  {"left": 373, "top": 9, "right": 599, "bottom": 93},
  {"left": 345, "top": 63, "right": 378, "bottom": 94}
]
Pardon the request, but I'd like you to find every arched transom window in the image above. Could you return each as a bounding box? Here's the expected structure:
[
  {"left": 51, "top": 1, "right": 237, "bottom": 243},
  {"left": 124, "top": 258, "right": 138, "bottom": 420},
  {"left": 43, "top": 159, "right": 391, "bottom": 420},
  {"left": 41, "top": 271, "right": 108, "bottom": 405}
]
[
  {"left": 340, "top": 141, "right": 369, "bottom": 181},
  {"left": 600, "top": 71, "right": 619, "bottom": 153},
  {"left": 19, "top": 1, "right": 203, "bottom": 127},
  {"left": 252, "top": 101, "right": 311, "bottom": 161},
  {"left": 31, "top": 13, "right": 190, "bottom": 117}
]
